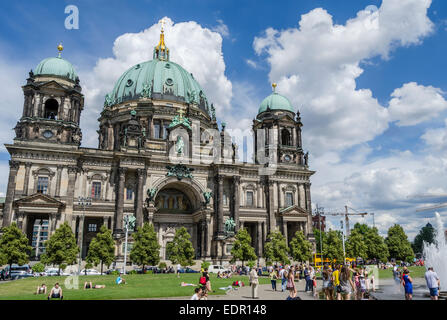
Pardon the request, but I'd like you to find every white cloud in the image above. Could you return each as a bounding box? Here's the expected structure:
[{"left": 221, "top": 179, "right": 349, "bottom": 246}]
[
  {"left": 245, "top": 59, "right": 259, "bottom": 69},
  {"left": 388, "top": 82, "right": 447, "bottom": 126},
  {"left": 421, "top": 119, "right": 447, "bottom": 151},
  {"left": 79, "top": 17, "right": 232, "bottom": 147},
  {"left": 253, "top": 0, "right": 434, "bottom": 155},
  {"left": 212, "top": 19, "right": 230, "bottom": 38}
]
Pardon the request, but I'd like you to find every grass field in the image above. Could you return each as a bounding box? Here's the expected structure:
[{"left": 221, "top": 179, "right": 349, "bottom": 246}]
[
  {"left": 0, "top": 273, "right": 270, "bottom": 300},
  {"left": 376, "top": 266, "right": 425, "bottom": 279}
]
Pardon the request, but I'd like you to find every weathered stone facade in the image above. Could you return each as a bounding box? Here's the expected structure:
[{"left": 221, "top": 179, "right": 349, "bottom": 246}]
[{"left": 1, "top": 40, "right": 315, "bottom": 266}]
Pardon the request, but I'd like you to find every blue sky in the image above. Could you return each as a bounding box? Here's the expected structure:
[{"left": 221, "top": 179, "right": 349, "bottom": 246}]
[{"left": 1, "top": 0, "right": 447, "bottom": 239}]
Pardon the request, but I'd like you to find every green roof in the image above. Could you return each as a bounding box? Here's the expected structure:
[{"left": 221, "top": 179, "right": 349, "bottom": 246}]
[
  {"left": 258, "top": 92, "right": 294, "bottom": 114},
  {"left": 104, "top": 59, "right": 210, "bottom": 114},
  {"left": 35, "top": 57, "right": 78, "bottom": 82}
]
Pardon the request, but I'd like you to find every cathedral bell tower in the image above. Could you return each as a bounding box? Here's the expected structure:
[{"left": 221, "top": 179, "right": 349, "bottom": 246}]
[
  {"left": 253, "top": 83, "right": 307, "bottom": 167},
  {"left": 14, "top": 44, "right": 84, "bottom": 147}
]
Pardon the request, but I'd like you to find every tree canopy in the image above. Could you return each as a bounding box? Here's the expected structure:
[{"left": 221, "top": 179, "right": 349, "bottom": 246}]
[
  {"left": 0, "top": 223, "right": 31, "bottom": 276},
  {"left": 130, "top": 223, "right": 161, "bottom": 271},
  {"left": 166, "top": 227, "right": 195, "bottom": 267},
  {"left": 385, "top": 224, "right": 414, "bottom": 262},
  {"left": 289, "top": 230, "right": 312, "bottom": 263},
  {"left": 86, "top": 225, "right": 115, "bottom": 274},
  {"left": 230, "top": 228, "right": 257, "bottom": 266},
  {"left": 41, "top": 222, "right": 79, "bottom": 274},
  {"left": 264, "top": 231, "right": 290, "bottom": 265},
  {"left": 412, "top": 223, "right": 436, "bottom": 255}
]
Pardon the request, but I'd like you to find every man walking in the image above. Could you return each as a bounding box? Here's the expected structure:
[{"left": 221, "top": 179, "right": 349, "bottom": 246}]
[
  {"left": 279, "top": 267, "right": 287, "bottom": 292},
  {"left": 249, "top": 267, "right": 259, "bottom": 299},
  {"left": 425, "top": 267, "right": 440, "bottom": 300},
  {"left": 304, "top": 266, "right": 312, "bottom": 292}
]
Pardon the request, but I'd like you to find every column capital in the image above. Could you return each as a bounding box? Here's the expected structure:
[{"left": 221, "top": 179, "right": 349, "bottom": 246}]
[
  {"left": 118, "top": 167, "right": 128, "bottom": 176},
  {"left": 25, "top": 162, "right": 32, "bottom": 168},
  {"left": 232, "top": 175, "right": 241, "bottom": 184},
  {"left": 215, "top": 174, "right": 224, "bottom": 184},
  {"left": 9, "top": 160, "right": 20, "bottom": 170},
  {"left": 67, "top": 166, "right": 78, "bottom": 174},
  {"left": 137, "top": 168, "right": 146, "bottom": 177}
]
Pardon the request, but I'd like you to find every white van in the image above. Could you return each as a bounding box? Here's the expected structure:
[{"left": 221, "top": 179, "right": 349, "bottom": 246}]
[{"left": 207, "top": 265, "right": 230, "bottom": 274}]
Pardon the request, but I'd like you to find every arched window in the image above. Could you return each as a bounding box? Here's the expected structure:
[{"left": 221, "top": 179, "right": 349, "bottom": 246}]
[
  {"left": 281, "top": 129, "right": 291, "bottom": 146},
  {"left": 44, "top": 99, "right": 59, "bottom": 120}
]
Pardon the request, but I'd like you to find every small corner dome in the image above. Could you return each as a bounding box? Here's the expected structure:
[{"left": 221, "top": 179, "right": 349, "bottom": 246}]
[
  {"left": 258, "top": 92, "right": 294, "bottom": 114},
  {"left": 34, "top": 56, "right": 78, "bottom": 82}
]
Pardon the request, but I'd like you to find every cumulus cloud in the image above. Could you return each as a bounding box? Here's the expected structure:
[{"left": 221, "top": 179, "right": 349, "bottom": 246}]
[
  {"left": 212, "top": 19, "right": 230, "bottom": 38},
  {"left": 79, "top": 17, "right": 232, "bottom": 147},
  {"left": 253, "top": 0, "right": 434, "bottom": 155},
  {"left": 388, "top": 82, "right": 447, "bottom": 126}
]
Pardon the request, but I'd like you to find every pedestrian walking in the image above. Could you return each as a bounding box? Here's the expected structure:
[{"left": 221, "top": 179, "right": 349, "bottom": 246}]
[
  {"left": 286, "top": 266, "right": 297, "bottom": 298},
  {"left": 401, "top": 269, "right": 413, "bottom": 300},
  {"left": 249, "top": 267, "right": 259, "bottom": 299},
  {"left": 269, "top": 269, "right": 278, "bottom": 291},
  {"left": 425, "top": 267, "right": 440, "bottom": 300}
]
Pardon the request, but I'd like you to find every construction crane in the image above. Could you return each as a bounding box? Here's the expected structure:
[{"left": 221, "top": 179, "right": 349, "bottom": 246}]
[
  {"left": 321, "top": 205, "right": 368, "bottom": 237},
  {"left": 413, "top": 193, "right": 447, "bottom": 212}
]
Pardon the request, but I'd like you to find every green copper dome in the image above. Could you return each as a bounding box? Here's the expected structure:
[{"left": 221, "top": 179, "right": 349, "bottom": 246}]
[
  {"left": 104, "top": 59, "right": 210, "bottom": 114},
  {"left": 258, "top": 92, "right": 294, "bottom": 114},
  {"left": 35, "top": 57, "right": 78, "bottom": 82}
]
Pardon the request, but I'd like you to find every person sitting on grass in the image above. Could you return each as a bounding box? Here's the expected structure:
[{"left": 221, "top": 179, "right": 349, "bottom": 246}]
[
  {"left": 116, "top": 274, "right": 126, "bottom": 285},
  {"left": 217, "top": 271, "right": 222, "bottom": 278},
  {"left": 191, "top": 287, "right": 202, "bottom": 300},
  {"left": 36, "top": 283, "right": 47, "bottom": 295},
  {"left": 84, "top": 281, "right": 105, "bottom": 289},
  {"left": 48, "top": 283, "right": 63, "bottom": 300}
]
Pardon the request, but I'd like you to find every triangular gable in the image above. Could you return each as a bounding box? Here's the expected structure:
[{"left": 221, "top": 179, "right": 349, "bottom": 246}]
[
  {"left": 37, "top": 80, "right": 67, "bottom": 91},
  {"left": 277, "top": 113, "right": 296, "bottom": 123},
  {"left": 15, "top": 193, "right": 65, "bottom": 208},
  {"left": 279, "top": 205, "right": 308, "bottom": 216}
]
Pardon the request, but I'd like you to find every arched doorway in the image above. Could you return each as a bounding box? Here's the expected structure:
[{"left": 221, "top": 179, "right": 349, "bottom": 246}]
[{"left": 44, "top": 99, "right": 59, "bottom": 120}]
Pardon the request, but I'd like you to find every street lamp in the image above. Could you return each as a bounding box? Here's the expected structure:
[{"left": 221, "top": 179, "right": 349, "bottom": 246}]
[
  {"left": 77, "top": 196, "right": 91, "bottom": 275},
  {"left": 340, "top": 220, "right": 346, "bottom": 265},
  {"left": 122, "top": 215, "right": 136, "bottom": 275}
]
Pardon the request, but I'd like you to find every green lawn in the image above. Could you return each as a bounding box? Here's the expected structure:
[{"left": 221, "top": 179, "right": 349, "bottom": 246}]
[
  {"left": 0, "top": 273, "right": 270, "bottom": 300},
  {"left": 376, "top": 266, "right": 425, "bottom": 279}
]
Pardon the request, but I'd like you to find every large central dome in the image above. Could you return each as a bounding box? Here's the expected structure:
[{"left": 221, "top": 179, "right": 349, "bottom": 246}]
[{"left": 104, "top": 29, "right": 210, "bottom": 115}]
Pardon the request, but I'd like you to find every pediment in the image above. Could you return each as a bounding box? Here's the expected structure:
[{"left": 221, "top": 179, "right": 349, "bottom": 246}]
[
  {"left": 279, "top": 205, "right": 308, "bottom": 216},
  {"left": 38, "top": 80, "right": 66, "bottom": 91},
  {"left": 277, "top": 114, "right": 296, "bottom": 123},
  {"left": 15, "top": 193, "right": 65, "bottom": 208}
]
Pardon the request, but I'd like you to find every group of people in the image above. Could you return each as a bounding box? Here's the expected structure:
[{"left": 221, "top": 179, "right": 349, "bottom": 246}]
[
  {"left": 190, "top": 268, "right": 212, "bottom": 300},
  {"left": 35, "top": 283, "right": 63, "bottom": 300},
  {"left": 398, "top": 265, "right": 441, "bottom": 300},
  {"left": 216, "top": 271, "right": 232, "bottom": 279}
]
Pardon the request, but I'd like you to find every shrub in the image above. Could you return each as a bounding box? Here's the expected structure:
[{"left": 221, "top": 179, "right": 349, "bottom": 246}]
[
  {"left": 32, "top": 262, "right": 45, "bottom": 273},
  {"left": 110, "top": 270, "right": 120, "bottom": 276},
  {"left": 59, "top": 263, "right": 67, "bottom": 271},
  {"left": 201, "top": 261, "right": 210, "bottom": 270},
  {"left": 159, "top": 262, "right": 167, "bottom": 269},
  {"left": 128, "top": 270, "right": 137, "bottom": 275}
]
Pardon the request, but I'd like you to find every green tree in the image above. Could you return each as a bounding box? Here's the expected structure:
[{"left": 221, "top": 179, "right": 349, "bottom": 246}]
[
  {"left": 32, "top": 262, "right": 45, "bottom": 273},
  {"left": 264, "top": 231, "right": 290, "bottom": 265},
  {"left": 412, "top": 223, "right": 436, "bottom": 255},
  {"left": 385, "top": 224, "right": 414, "bottom": 262},
  {"left": 166, "top": 227, "right": 195, "bottom": 267},
  {"left": 289, "top": 230, "right": 312, "bottom": 263},
  {"left": 346, "top": 229, "right": 367, "bottom": 259},
  {"left": 130, "top": 223, "right": 160, "bottom": 273},
  {"left": 230, "top": 228, "right": 257, "bottom": 266},
  {"left": 0, "top": 223, "right": 31, "bottom": 278},
  {"left": 364, "top": 227, "right": 389, "bottom": 262},
  {"left": 313, "top": 227, "right": 328, "bottom": 254},
  {"left": 41, "top": 222, "right": 79, "bottom": 275},
  {"left": 324, "top": 230, "right": 344, "bottom": 262},
  {"left": 86, "top": 225, "right": 115, "bottom": 274}
]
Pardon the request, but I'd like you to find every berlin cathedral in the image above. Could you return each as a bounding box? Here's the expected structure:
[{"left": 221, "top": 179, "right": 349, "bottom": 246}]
[{"left": 0, "top": 26, "right": 315, "bottom": 266}]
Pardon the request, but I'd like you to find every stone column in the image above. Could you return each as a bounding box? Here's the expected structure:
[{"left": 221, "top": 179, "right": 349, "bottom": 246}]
[
  {"left": 114, "top": 167, "right": 127, "bottom": 233},
  {"left": 65, "top": 166, "right": 78, "bottom": 227},
  {"left": 2, "top": 161, "right": 20, "bottom": 227},
  {"left": 200, "top": 220, "right": 206, "bottom": 258},
  {"left": 77, "top": 215, "right": 85, "bottom": 252},
  {"left": 216, "top": 175, "right": 224, "bottom": 236},
  {"left": 232, "top": 176, "right": 240, "bottom": 232},
  {"left": 305, "top": 182, "right": 312, "bottom": 212},
  {"left": 282, "top": 219, "right": 288, "bottom": 246},
  {"left": 240, "top": 221, "right": 244, "bottom": 229},
  {"left": 21, "top": 213, "right": 28, "bottom": 233},
  {"left": 267, "top": 179, "right": 276, "bottom": 233},
  {"left": 257, "top": 221, "right": 263, "bottom": 257},
  {"left": 22, "top": 162, "right": 32, "bottom": 196},
  {"left": 135, "top": 169, "right": 145, "bottom": 227},
  {"left": 205, "top": 214, "right": 212, "bottom": 258},
  {"left": 192, "top": 223, "right": 198, "bottom": 257},
  {"left": 55, "top": 165, "right": 62, "bottom": 197}
]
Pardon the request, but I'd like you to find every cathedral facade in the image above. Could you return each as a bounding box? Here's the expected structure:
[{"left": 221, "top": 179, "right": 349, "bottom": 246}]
[{"left": 0, "top": 30, "right": 315, "bottom": 265}]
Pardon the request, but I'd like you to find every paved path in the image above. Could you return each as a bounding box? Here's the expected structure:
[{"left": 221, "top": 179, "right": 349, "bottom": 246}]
[{"left": 148, "top": 279, "right": 320, "bottom": 300}]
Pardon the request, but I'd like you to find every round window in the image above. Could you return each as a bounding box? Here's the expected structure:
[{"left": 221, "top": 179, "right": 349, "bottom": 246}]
[
  {"left": 165, "top": 78, "right": 173, "bottom": 86},
  {"left": 43, "top": 130, "right": 53, "bottom": 139},
  {"left": 126, "top": 79, "right": 134, "bottom": 87}
]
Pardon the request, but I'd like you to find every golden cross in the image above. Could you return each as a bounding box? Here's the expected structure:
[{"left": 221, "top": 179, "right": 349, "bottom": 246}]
[{"left": 158, "top": 18, "right": 166, "bottom": 32}]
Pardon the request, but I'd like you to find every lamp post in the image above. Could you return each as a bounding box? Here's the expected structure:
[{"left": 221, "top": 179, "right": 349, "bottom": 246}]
[
  {"left": 340, "top": 220, "right": 346, "bottom": 265},
  {"left": 77, "top": 196, "right": 91, "bottom": 275},
  {"left": 314, "top": 204, "right": 324, "bottom": 270},
  {"left": 122, "top": 215, "right": 136, "bottom": 274}
]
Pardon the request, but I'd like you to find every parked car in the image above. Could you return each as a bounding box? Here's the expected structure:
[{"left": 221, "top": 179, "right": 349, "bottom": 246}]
[
  {"left": 207, "top": 265, "right": 230, "bottom": 274},
  {"left": 45, "top": 268, "right": 70, "bottom": 276},
  {"left": 4, "top": 264, "right": 34, "bottom": 280},
  {"left": 80, "top": 269, "right": 101, "bottom": 275},
  {"left": 185, "top": 267, "right": 200, "bottom": 273}
]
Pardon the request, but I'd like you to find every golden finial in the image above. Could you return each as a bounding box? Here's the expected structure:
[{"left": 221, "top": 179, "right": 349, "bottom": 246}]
[
  {"left": 57, "top": 42, "right": 64, "bottom": 58},
  {"left": 155, "top": 18, "right": 169, "bottom": 60},
  {"left": 272, "top": 83, "right": 277, "bottom": 92},
  {"left": 158, "top": 18, "right": 166, "bottom": 32}
]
